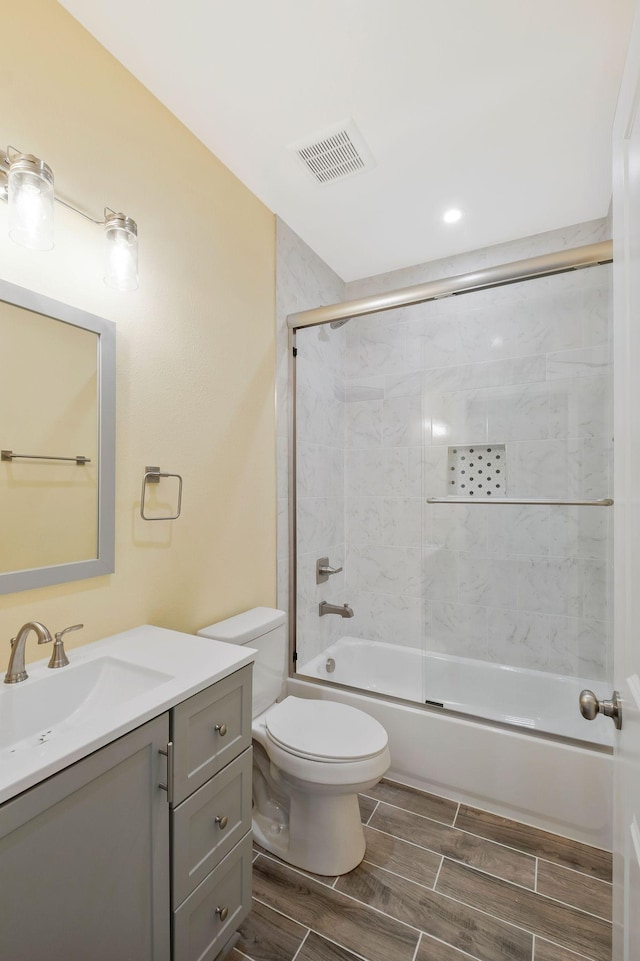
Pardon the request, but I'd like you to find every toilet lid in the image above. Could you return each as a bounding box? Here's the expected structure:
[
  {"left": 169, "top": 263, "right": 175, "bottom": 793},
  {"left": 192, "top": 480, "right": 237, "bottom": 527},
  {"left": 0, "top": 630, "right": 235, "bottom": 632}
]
[{"left": 265, "top": 697, "right": 388, "bottom": 762}]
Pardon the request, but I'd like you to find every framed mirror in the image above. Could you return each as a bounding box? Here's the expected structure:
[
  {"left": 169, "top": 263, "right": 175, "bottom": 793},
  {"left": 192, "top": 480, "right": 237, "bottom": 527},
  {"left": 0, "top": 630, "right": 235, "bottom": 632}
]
[{"left": 0, "top": 279, "right": 115, "bottom": 594}]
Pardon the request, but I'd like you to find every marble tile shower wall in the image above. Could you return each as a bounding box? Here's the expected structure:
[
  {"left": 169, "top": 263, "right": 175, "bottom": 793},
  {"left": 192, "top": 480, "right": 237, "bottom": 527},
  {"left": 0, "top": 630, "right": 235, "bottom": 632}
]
[
  {"left": 275, "top": 219, "right": 346, "bottom": 662},
  {"left": 342, "top": 253, "right": 612, "bottom": 681}
]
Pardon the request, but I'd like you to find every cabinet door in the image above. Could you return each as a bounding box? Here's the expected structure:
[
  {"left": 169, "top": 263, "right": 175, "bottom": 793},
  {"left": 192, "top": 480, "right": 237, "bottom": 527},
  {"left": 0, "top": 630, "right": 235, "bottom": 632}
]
[{"left": 0, "top": 714, "right": 170, "bottom": 961}]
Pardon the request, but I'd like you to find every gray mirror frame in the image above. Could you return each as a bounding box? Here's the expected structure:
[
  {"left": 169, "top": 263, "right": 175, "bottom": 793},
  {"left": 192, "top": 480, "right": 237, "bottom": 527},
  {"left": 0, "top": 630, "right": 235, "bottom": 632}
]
[{"left": 0, "top": 279, "right": 115, "bottom": 594}]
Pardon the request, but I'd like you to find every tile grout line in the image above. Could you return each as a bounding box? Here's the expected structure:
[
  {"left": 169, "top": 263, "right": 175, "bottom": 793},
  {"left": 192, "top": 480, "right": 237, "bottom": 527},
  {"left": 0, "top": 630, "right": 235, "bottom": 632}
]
[
  {"left": 531, "top": 933, "right": 535, "bottom": 961},
  {"left": 290, "top": 928, "right": 310, "bottom": 961},
  {"left": 452, "top": 800, "right": 461, "bottom": 827},
  {"left": 410, "top": 932, "right": 422, "bottom": 961},
  {"left": 364, "top": 798, "right": 380, "bottom": 824},
  {"left": 432, "top": 854, "right": 445, "bottom": 890},
  {"left": 534, "top": 857, "right": 538, "bottom": 893}
]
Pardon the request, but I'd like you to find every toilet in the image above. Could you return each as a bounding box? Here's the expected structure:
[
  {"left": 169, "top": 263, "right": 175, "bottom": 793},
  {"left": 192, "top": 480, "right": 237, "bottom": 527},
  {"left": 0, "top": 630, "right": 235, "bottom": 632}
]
[{"left": 198, "top": 607, "right": 390, "bottom": 876}]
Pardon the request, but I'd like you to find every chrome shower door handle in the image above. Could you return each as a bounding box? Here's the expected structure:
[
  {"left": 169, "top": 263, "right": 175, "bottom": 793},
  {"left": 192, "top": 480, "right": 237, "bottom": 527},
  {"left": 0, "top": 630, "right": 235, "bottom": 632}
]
[{"left": 579, "top": 689, "right": 622, "bottom": 730}]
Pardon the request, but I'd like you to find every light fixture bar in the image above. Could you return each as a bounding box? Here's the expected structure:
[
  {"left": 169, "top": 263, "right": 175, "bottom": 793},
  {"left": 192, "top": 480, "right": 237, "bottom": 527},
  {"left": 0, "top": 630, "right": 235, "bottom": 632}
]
[{"left": 0, "top": 146, "right": 138, "bottom": 292}]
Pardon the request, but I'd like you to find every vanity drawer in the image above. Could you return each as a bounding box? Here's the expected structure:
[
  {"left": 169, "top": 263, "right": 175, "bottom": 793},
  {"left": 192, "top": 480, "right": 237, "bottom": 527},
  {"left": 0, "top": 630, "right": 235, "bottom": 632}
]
[
  {"left": 172, "top": 747, "right": 252, "bottom": 906},
  {"left": 172, "top": 665, "right": 252, "bottom": 805},
  {"left": 172, "top": 832, "right": 252, "bottom": 961}
]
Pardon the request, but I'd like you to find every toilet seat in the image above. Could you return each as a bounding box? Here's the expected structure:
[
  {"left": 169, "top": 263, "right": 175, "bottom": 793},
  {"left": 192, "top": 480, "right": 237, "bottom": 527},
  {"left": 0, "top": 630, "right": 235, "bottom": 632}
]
[{"left": 265, "top": 696, "right": 388, "bottom": 762}]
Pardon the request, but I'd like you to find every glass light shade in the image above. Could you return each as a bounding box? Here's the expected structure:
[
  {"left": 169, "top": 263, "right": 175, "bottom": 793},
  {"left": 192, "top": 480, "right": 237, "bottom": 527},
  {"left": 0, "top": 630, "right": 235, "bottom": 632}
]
[
  {"left": 104, "top": 213, "right": 138, "bottom": 291},
  {"left": 7, "top": 154, "right": 54, "bottom": 251}
]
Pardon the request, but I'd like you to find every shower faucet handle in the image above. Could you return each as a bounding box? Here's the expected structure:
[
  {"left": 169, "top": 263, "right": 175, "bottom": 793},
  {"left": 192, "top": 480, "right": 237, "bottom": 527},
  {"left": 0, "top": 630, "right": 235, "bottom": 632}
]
[{"left": 316, "top": 557, "right": 343, "bottom": 584}]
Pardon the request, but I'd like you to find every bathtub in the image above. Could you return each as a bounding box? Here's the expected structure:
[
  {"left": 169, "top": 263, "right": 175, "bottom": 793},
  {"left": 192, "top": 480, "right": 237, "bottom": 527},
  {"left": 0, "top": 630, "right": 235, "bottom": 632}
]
[
  {"left": 299, "top": 636, "right": 612, "bottom": 747},
  {"left": 290, "top": 636, "right": 613, "bottom": 848}
]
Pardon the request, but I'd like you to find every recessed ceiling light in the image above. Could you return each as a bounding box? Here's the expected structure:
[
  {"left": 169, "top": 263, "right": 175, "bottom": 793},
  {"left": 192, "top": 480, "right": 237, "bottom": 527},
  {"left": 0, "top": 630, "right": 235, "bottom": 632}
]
[{"left": 443, "top": 208, "right": 462, "bottom": 224}]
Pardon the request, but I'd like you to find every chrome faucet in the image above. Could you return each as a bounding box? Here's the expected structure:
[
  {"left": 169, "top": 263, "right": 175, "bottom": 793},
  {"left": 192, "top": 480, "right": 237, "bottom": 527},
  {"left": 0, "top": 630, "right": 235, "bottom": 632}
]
[
  {"left": 319, "top": 601, "right": 354, "bottom": 618},
  {"left": 4, "top": 621, "right": 53, "bottom": 684}
]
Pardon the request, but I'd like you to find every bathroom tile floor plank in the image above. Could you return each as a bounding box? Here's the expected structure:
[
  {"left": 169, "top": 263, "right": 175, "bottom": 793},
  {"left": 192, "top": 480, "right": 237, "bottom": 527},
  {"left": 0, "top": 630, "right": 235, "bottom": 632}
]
[
  {"left": 455, "top": 804, "right": 612, "bottom": 882},
  {"left": 295, "top": 931, "right": 368, "bottom": 961},
  {"left": 416, "top": 932, "right": 490, "bottom": 961},
  {"left": 534, "top": 938, "right": 596, "bottom": 961},
  {"left": 437, "top": 859, "right": 611, "bottom": 961},
  {"left": 253, "top": 854, "right": 420, "bottom": 961},
  {"left": 536, "top": 858, "right": 612, "bottom": 920},
  {"left": 252, "top": 840, "right": 339, "bottom": 886},
  {"left": 234, "top": 897, "right": 307, "bottom": 961},
  {"left": 369, "top": 801, "right": 537, "bottom": 887},
  {"left": 335, "top": 858, "right": 532, "bottom": 961},
  {"left": 362, "top": 779, "right": 458, "bottom": 825},
  {"left": 247, "top": 780, "right": 612, "bottom": 961},
  {"left": 362, "top": 824, "right": 442, "bottom": 886}
]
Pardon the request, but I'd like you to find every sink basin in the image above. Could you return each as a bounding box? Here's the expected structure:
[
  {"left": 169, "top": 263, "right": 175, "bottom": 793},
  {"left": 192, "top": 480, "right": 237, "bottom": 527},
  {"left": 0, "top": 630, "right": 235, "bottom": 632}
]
[
  {"left": 0, "top": 623, "right": 255, "bottom": 806},
  {"left": 0, "top": 657, "right": 172, "bottom": 758}
]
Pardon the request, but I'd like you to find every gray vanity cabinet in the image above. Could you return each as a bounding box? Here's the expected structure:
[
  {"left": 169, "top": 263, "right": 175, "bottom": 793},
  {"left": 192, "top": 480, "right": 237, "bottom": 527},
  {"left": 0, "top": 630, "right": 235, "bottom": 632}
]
[
  {"left": 0, "top": 713, "right": 170, "bottom": 961},
  {"left": 0, "top": 663, "right": 254, "bottom": 961}
]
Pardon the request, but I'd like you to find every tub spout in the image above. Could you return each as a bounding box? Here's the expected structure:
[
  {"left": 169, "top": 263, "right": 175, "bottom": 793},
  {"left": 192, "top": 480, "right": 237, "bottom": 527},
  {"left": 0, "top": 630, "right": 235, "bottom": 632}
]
[{"left": 319, "top": 601, "right": 354, "bottom": 618}]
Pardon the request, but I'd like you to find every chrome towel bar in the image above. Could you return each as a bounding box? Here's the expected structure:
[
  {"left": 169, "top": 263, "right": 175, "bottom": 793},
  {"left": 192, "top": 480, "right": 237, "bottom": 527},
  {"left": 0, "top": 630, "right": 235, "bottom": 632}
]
[{"left": 2, "top": 449, "right": 90, "bottom": 465}]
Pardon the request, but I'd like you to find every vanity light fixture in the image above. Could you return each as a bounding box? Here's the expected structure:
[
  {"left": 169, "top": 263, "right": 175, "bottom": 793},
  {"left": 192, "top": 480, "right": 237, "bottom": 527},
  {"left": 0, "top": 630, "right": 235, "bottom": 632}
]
[
  {"left": 6, "top": 149, "right": 54, "bottom": 251},
  {"left": 104, "top": 210, "right": 138, "bottom": 292},
  {"left": 0, "top": 146, "right": 138, "bottom": 292}
]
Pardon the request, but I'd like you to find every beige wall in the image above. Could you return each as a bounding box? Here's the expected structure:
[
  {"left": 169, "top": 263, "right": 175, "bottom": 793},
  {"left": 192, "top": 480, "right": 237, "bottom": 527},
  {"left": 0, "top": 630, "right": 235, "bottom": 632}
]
[{"left": 0, "top": 0, "right": 276, "bottom": 659}]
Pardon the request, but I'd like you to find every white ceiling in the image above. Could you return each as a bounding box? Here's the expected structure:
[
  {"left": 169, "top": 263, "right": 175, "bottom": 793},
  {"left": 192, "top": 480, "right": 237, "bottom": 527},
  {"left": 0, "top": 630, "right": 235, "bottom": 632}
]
[{"left": 59, "top": 0, "right": 634, "bottom": 281}]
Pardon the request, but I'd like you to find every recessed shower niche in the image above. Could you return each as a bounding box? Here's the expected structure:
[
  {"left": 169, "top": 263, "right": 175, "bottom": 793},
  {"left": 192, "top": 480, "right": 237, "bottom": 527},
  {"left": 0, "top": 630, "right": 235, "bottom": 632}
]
[{"left": 447, "top": 443, "right": 507, "bottom": 497}]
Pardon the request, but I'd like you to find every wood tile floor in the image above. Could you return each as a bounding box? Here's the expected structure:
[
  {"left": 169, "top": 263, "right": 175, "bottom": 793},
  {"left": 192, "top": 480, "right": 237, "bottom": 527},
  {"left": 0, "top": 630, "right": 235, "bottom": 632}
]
[{"left": 230, "top": 779, "right": 612, "bottom": 961}]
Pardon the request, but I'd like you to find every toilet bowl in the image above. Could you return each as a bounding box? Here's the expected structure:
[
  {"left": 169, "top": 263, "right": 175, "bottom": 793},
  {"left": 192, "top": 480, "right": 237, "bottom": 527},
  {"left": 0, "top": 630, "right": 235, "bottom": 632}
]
[{"left": 198, "top": 607, "right": 390, "bottom": 875}]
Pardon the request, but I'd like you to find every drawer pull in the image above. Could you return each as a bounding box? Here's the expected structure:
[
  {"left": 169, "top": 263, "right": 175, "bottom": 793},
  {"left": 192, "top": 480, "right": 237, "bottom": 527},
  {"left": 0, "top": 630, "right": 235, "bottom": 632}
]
[
  {"left": 214, "top": 814, "right": 229, "bottom": 830},
  {"left": 215, "top": 723, "right": 228, "bottom": 737},
  {"left": 215, "top": 905, "right": 229, "bottom": 922}
]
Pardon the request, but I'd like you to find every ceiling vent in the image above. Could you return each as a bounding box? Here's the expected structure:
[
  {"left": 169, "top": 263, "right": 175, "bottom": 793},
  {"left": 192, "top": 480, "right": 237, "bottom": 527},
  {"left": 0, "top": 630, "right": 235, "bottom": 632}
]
[{"left": 290, "top": 120, "right": 374, "bottom": 185}]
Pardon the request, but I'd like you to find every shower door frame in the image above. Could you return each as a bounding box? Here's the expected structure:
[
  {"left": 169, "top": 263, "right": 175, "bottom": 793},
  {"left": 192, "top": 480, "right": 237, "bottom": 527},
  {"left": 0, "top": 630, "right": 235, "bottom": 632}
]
[{"left": 287, "top": 239, "right": 613, "bottom": 739}]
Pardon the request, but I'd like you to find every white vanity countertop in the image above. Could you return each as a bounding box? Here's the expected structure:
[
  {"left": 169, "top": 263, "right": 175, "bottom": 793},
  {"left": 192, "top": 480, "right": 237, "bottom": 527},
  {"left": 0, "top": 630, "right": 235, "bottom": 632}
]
[{"left": 0, "top": 625, "right": 255, "bottom": 805}]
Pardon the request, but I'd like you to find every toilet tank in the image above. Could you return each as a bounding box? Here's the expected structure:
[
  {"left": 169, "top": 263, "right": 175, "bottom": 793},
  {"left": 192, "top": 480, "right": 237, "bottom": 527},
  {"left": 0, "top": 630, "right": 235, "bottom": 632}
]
[{"left": 198, "top": 607, "right": 287, "bottom": 716}]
